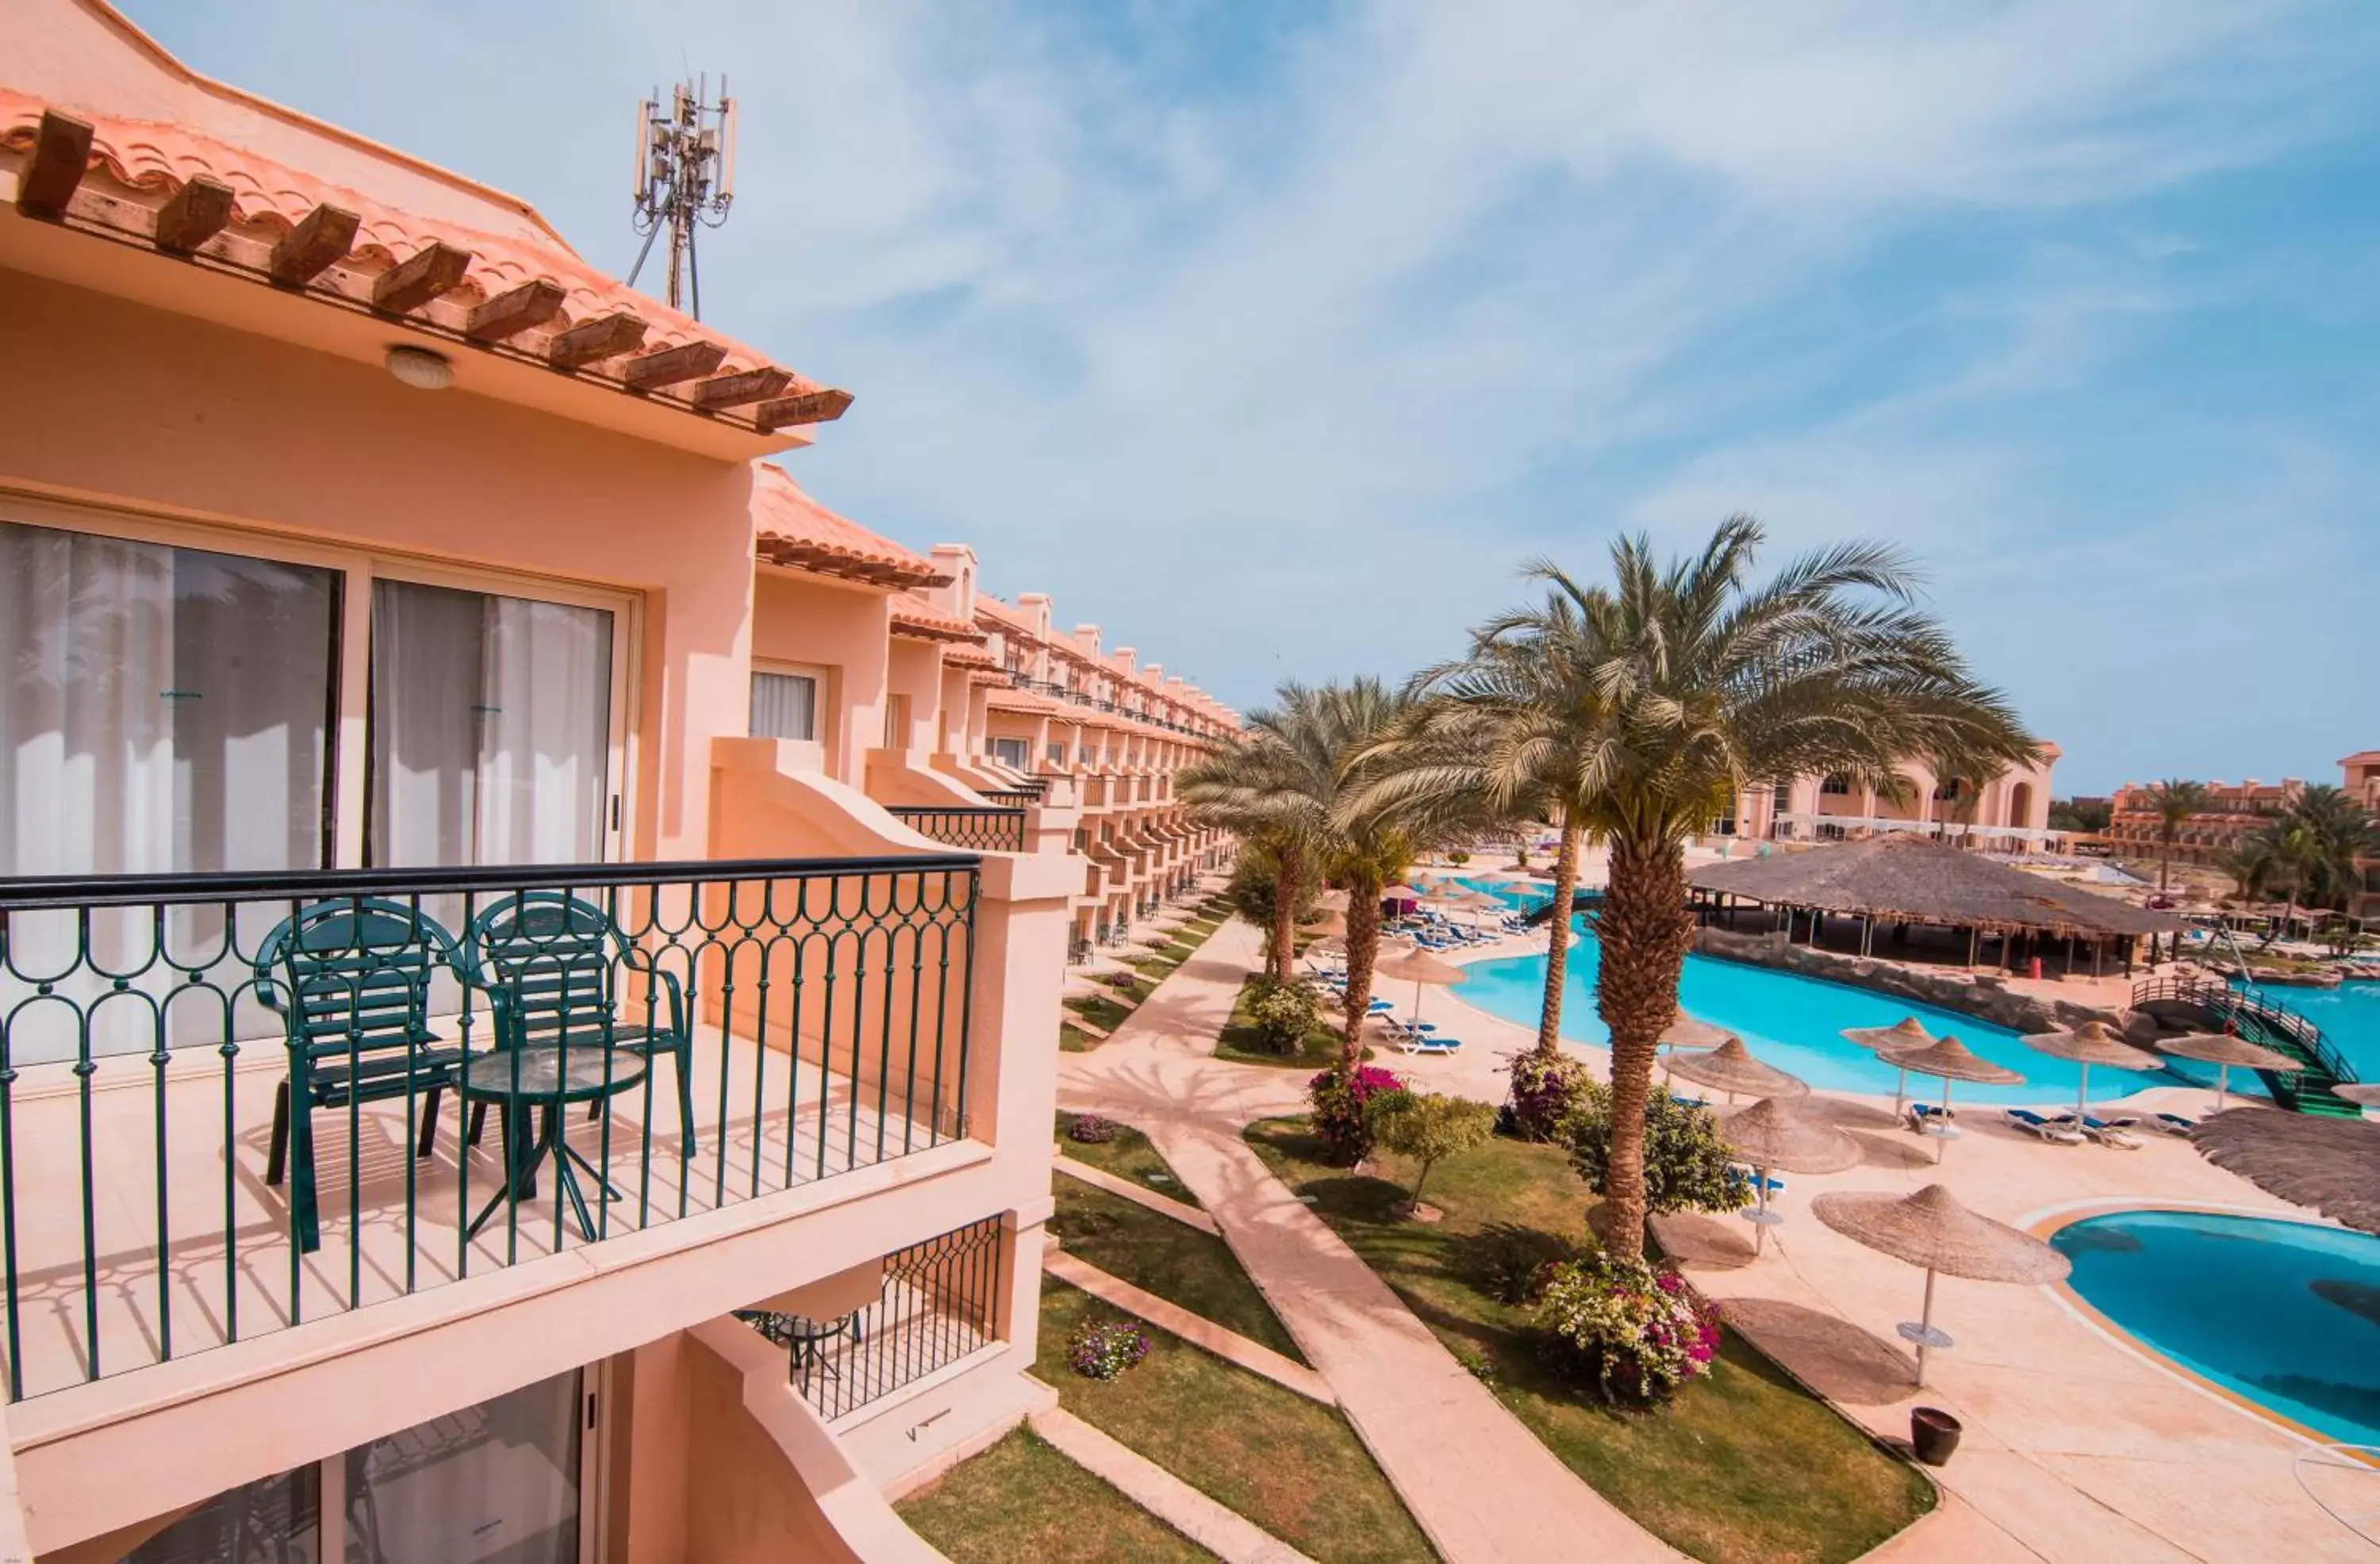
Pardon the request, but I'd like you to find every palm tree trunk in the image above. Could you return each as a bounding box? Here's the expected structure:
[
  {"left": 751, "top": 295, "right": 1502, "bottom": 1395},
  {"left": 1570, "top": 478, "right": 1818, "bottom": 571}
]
[
  {"left": 1270, "top": 848, "right": 1303, "bottom": 983},
  {"left": 1594, "top": 830, "right": 1696, "bottom": 1263},
  {"left": 1342, "top": 876, "right": 1384, "bottom": 1068},
  {"left": 1534, "top": 819, "right": 1581, "bottom": 1058},
  {"left": 2159, "top": 832, "right": 2172, "bottom": 893}
]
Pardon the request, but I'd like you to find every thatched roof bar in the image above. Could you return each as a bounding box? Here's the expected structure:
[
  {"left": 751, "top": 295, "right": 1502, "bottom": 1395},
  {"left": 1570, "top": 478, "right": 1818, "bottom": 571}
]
[{"left": 1689, "top": 835, "right": 2184, "bottom": 939}]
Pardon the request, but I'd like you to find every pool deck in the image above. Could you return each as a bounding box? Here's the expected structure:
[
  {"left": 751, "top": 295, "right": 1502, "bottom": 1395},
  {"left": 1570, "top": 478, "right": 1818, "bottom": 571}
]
[{"left": 1376, "top": 910, "right": 2380, "bottom": 1560}]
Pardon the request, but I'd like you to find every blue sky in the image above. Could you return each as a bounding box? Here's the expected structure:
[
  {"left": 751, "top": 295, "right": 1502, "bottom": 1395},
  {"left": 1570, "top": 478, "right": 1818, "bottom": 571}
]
[{"left": 127, "top": 0, "right": 2380, "bottom": 794}]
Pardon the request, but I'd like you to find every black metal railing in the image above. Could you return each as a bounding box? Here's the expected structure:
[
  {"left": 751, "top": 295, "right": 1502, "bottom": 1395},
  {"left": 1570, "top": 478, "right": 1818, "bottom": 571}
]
[
  {"left": 741, "top": 1215, "right": 1004, "bottom": 1422},
  {"left": 980, "top": 789, "right": 1039, "bottom": 809},
  {"left": 888, "top": 807, "right": 1027, "bottom": 854},
  {"left": 2130, "top": 975, "right": 2361, "bottom": 1109},
  {"left": 0, "top": 854, "right": 979, "bottom": 1404}
]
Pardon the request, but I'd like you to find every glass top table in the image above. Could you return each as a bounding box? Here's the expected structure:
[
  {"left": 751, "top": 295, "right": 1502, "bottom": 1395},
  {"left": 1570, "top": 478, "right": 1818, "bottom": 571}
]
[{"left": 457, "top": 1043, "right": 650, "bottom": 1242}]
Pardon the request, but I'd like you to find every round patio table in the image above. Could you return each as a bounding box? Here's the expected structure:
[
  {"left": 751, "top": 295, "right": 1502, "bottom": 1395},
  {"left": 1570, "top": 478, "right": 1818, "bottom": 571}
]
[{"left": 459, "top": 1042, "right": 648, "bottom": 1242}]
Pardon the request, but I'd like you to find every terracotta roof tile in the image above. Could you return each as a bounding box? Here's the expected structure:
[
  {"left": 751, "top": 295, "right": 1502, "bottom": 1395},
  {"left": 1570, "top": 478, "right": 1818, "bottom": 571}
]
[
  {"left": 0, "top": 89, "right": 843, "bottom": 418},
  {"left": 943, "top": 642, "right": 1001, "bottom": 670},
  {"left": 752, "top": 466, "right": 946, "bottom": 590},
  {"left": 889, "top": 592, "right": 984, "bottom": 644}
]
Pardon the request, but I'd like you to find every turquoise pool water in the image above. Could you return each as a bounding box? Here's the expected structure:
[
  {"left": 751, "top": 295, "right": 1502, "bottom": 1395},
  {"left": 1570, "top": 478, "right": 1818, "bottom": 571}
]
[
  {"left": 2053, "top": 1209, "right": 2380, "bottom": 1447},
  {"left": 1457, "top": 923, "right": 2174, "bottom": 1104},
  {"left": 2245, "top": 979, "right": 2380, "bottom": 1087}
]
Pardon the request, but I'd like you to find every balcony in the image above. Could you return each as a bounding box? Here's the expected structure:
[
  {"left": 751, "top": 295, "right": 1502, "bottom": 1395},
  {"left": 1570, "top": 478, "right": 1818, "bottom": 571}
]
[
  {"left": 0, "top": 853, "right": 979, "bottom": 1405},
  {"left": 886, "top": 805, "right": 1028, "bottom": 853}
]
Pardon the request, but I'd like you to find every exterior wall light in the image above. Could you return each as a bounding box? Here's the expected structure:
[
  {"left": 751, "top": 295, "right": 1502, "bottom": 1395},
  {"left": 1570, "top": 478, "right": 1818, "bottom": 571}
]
[{"left": 384, "top": 344, "right": 453, "bottom": 390}]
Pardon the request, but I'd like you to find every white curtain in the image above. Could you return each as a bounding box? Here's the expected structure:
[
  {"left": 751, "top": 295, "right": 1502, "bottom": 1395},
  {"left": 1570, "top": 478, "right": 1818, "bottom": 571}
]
[
  {"left": 750, "top": 671, "right": 816, "bottom": 742},
  {"left": 346, "top": 1370, "right": 582, "bottom": 1564},
  {"left": 0, "top": 521, "right": 333, "bottom": 1061},
  {"left": 370, "top": 582, "right": 611, "bottom": 868}
]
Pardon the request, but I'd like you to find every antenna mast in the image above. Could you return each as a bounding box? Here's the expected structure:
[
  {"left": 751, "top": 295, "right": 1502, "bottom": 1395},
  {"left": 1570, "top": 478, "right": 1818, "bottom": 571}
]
[{"left": 628, "top": 76, "right": 737, "bottom": 319}]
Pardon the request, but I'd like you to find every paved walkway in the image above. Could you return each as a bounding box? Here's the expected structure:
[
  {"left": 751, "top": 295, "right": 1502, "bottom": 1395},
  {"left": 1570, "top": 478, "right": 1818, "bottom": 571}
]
[
  {"left": 1031, "top": 1407, "right": 1316, "bottom": 1564},
  {"left": 1060, "top": 918, "right": 1683, "bottom": 1564}
]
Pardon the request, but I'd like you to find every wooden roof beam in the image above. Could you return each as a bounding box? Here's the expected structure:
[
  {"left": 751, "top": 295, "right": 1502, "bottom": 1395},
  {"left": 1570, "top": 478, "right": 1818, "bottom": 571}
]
[
  {"left": 16, "top": 110, "right": 93, "bottom": 219},
  {"left": 547, "top": 312, "right": 647, "bottom": 370},
  {"left": 154, "top": 174, "right": 235, "bottom": 255},
  {"left": 689, "top": 366, "right": 791, "bottom": 411},
  {"left": 755, "top": 388, "right": 856, "bottom": 431},
  {"left": 269, "top": 203, "right": 359, "bottom": 286},
  {"left": 466, "top": 280, "right": 566, "bottom": 343},
  {"left": 373, "top": 241, "right": 472, "bottom": 313},
  {"left": 621, "top": 339, "right": 727, "bottom": 391}
]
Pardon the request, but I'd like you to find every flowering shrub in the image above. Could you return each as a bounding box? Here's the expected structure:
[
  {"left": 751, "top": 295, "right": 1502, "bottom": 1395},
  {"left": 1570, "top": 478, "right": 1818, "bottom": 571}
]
[
  {"left": 1504, "top": 1050, "right": 1597, "bottom": 1142},
  {"left": 1538, "top": 1253, "right": 1722, "bottom": 1405},
  {"left": 1308, "top": 1064, "right": 1408, "bottom": 1164},
  {"left": 1247, "top": 977, "right": 1324, "bottom": 1055},
  {"left": 1065, "top": 1113, "right": 1119, "bottom": 1145},
  {"left": 1066, "top": 1317, "right": 1150, "bottom": 1382},
  {"left": 1565, "top": 1082, "right": 1750, "bottom": 1217}
]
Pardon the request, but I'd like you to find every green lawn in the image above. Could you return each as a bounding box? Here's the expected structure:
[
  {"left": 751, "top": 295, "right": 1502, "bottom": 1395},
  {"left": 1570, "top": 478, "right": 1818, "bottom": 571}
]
[
  {"left": 1036, "top": 1283, "right": 1434, "bottom": 1564},
  {"left": 1242, "top": 1118, "right": 1933, "bottom": 1564},
  {"left": 1059, "top": 1021, "right": 1099, "bottom": 1053},
  {"left": 896, "top": 1427, "right": 1216, "bottom": 1564},
  {"left": 1051, "top": 1179, "right": 1306, "bottom": 1362},
  {"left": 1055, "top": 1112, "right": 1202, "bottom": 1206},
  {"left": 1214, "top": 974, "right": 1360, "bottom": 1070},
  {"left": 1065, "top": 994, "right": 1135, "bottom": 1034}
]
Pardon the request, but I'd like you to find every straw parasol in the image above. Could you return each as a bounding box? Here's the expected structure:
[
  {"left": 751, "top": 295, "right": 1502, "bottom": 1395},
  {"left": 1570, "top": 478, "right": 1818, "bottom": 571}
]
[
  {"left": 2333, "top": 1082, "right": 2380, "bottom": 1110},
  {"left": 1841, "top": 1016, "right": 1938, "bottom": 1052},
  {"left": 1302, "top": 908, "right": 1350, "bottom": 940},
  {"left": 1875, "top": 1037, "right": 2024, "bottom": 1163},
  {"left": 1666, "top": 1036, "right": 1808, "bottom": 1104},
  {"left": 2021, "top": 1021, "right": 2162, "bottom": 1135},
  {"left": 1375, "top": 945, "right": 1465, "bottom": 1032},
  {"left": 1317, "top": 888, "right": 1352, "bottom": 914},
  {"left": 1812, "top": 1183, "right": 2071, "bottom": 1386},
  {"left": 2152, "top": 1029, "right": 2298, "bottom": 1113},
  {"left": 1718, "top": 1098, "right": 1860, "bottom": 1255},
  {"left": 2190, "top": 1107, "right": 2380, "bottom": 1236},
  {"left": 1380, "top": 884, "right": 1425, "bottom": 903}
]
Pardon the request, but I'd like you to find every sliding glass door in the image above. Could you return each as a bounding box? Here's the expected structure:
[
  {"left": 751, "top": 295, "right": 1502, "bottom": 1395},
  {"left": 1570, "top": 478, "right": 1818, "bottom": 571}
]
[
  {"left": 368, "top": 581, "right": 615, "bottom": 868},
  {"left": 0, "top": 519, "right": 339, "bottom": 1060}
]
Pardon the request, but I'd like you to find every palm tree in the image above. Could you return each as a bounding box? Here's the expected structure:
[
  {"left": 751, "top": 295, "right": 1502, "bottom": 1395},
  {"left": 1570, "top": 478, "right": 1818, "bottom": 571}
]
[
  {"left": 1180, "top": 738, "right": 1313, "bottom": 983},
  {"left": 2249, "top": 784, "right": 2378, "bottom": 937},
  {"left": 1370, "top": 519, "right": 2034, "bottom": 1261},
  {"left": 2143, "top": 779, "right": 2209, "bottom": 893},
  {"left": 2212, "top": 841, "right": 2274, "bottom": 904},
  {"left": 1186, "top": 680, "right": 1459, "bottom": 1060}
]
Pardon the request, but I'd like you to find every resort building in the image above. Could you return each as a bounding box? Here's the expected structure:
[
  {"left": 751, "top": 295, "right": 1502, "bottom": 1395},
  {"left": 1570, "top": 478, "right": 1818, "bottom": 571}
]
[
  {"left": 2102, "top": 776, "right": 2304, "bottom": 866},
  {"left": 1725, "top": 747, "right": 2063, "bottom": 853},
  {"left": 0, "top": 6, "right": 1226, "bottom": 1558}
]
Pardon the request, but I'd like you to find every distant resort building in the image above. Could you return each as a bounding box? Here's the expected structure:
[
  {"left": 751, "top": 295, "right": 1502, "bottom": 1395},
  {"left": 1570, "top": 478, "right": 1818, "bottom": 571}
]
[
  {"left": 2098, "top": 751, "right": 2380, "bottom": 922},
  {"left": 1722, "top": 746, "right": 2064, "bottom": 853}
]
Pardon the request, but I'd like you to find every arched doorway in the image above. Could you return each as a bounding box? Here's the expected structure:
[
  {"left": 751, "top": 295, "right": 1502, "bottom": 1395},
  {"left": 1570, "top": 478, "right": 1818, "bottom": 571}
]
[{"left": 2008, "top": 782, "right": 2035, "bottom": 829}]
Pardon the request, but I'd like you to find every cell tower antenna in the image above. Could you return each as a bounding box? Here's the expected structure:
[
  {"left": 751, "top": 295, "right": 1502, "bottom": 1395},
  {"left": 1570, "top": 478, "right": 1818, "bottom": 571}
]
[{"left": 628, "top": 75, "right": 737, "bottom": 319}]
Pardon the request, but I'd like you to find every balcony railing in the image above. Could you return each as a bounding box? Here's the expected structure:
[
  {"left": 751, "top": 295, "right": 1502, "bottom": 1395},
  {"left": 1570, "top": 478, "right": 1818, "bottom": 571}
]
[
  {"left": 738, "top": 1214, "right": 1003, "bottom": 1424},
  {"left": 0, "top": 854, "right": 979, "bottom": 1404},
  {"left": 980, "top": 788, "right": 1040, "bottom": 809},
  {"left": 888, "top": 807, "right": 1027, "bottom": 854}
]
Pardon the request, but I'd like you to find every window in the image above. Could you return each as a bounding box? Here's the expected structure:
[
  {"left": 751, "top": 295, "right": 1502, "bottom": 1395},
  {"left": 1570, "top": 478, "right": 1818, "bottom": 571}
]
[
  {"left": 1046, "top": 742, "right": 1066, "bottom": 764},
  {"left": 991, "top": 737, "right": 1029, "bottom": 769},
  {"left": 881, "top": 692, "right": 910, "bottom": 750},
  {"left": 2, "top": 519, "right": 338, "bottom": 880},
  {"left": 750, "top": 671, "right": 819, "bottom": 742},
  {"left": 1932, "top": 779, "right": 1966, "bottom": 802},
  {"left": 368, "top": 581, "right": 613, "bottom": 868},
  {"left": 345, "top": 1370, "right": 584, "bottom": 1564},
  {"left": 124, "top": 1463, "right": 321, "bottom": 1563},
  {"left": 1819, "top": 774, "right": 1852, "bottom": 795}
]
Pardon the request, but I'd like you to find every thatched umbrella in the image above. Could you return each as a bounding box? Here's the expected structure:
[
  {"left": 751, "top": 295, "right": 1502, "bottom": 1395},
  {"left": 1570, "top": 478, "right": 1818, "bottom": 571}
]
[
  {"left": 1375, "top": 945, "right": 1464, "bottom": 1032},
  {"left": 2152, "top": 1029, "right": 2298, "bottom": 1113},
  {"left": 1718, "top": 1098, "right": 1860, "bottom": 1255},
  {"left": 2022, "top": 1021, "right": 2163, "bottom": 1133},
  {"left": 1875, "top": 1037, "right": 2024, "bottom": 1163},
  {"left": 2333, "top": 1082, "right": 2380, "bottom": 1111},
  {"left": 1301, "top": 908, "right": 1349, "bottom": 940},
  {"left": 1841, "top": 1016, "right": 1939, "bottom": 1053},
  {"left": 1813, "top": 1183, "right": 2071, "bottom": 1386},
  {"left": 2190, "top": 1107, "right": 2380, "bottom": 1236},
  {"left": 1667, "top": 1036, "right": 1808, "bottom": 1104}
]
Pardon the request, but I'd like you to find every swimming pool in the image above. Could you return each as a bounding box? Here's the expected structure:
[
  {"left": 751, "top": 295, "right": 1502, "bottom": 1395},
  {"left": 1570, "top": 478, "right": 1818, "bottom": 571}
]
[
  {"left": 2052, "top": 1209, "right": 2380, "bottom": 1447},
  {"left": 2248, "top": 980, "right": 2380, "bottom": 1087},
  {"left": 1457, "top": 926, "right": 2175, "bottom": 1104}
]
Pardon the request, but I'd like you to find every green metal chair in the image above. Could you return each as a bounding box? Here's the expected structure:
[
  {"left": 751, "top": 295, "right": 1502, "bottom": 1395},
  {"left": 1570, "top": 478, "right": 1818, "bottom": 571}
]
[
  {"left": 255, "top": 899, "right": 466, "bottom": 1255},
  {"left": 459, "top": 891, "right": 697, "bottom": 1158}
]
